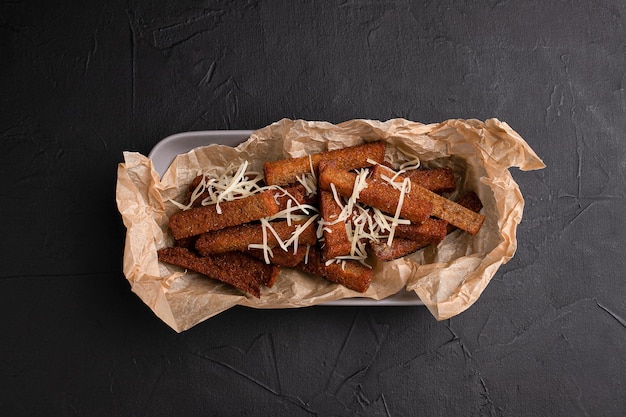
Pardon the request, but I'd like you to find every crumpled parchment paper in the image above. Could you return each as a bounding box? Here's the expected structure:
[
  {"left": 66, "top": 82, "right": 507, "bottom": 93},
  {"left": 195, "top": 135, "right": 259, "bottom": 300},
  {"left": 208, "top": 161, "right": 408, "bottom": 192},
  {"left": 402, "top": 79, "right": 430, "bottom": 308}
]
[{"left": 116, "top": 118, "right": 545, "bottom": 332}]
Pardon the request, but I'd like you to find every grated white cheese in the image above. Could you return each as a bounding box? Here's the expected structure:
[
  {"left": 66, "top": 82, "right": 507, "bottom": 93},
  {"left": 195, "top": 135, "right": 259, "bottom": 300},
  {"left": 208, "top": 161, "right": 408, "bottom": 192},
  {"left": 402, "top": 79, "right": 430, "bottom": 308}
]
[
  {"left": 247, "top": 216, "right": 273, "bottom": 264},
  {"left": 286, "top": 199, "right": 293, "bottom": 226},
  {"left": 294, "top": 155, "right": 318, "bottom": 196},
  {"left": 283, "top": 214, "right": 319, "bottom": 248},
  {"left": 168, "top": 175, "right": 211, "bottom": 211},
  {"left": 263, "top": 218, "right": 290, "bottom": 252},
  {"left": 347, "top": 168, "right": 369, "bottom": 213},
  {"left": 167, "top": 160, "right": 265, "bottom": 212},
  {"left": 296, "top": 173, "right": 317, "bottom": 196},
  {"left": 398, "top": 155, "right": 421, "bottom": 171},
  {"left": 330, "top": 183, "right": 344, "bottom": 209},
  {"left": 386, "top": 177, "right": 411, "bottom": 245}
]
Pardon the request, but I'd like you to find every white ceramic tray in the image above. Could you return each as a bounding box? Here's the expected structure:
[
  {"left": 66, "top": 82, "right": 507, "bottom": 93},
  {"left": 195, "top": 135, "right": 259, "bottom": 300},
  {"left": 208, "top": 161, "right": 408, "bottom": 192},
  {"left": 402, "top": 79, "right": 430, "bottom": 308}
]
[{"left": 149, "top": 130, "right": 423, "bottom": 306}]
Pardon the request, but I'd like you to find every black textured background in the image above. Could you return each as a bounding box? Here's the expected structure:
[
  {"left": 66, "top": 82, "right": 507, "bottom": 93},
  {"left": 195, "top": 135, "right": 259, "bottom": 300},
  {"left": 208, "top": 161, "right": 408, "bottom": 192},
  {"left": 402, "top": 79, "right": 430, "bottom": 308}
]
[{"left": 1, "top": 1, "right": 625, "bottom": 416}]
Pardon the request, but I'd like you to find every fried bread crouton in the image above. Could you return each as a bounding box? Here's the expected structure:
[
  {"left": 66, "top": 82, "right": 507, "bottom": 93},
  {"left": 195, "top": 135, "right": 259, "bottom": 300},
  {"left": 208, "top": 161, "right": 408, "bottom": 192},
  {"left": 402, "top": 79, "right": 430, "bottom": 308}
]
[
  {"left": 168, "top": 190, "right": 280, "bottom": 240},
  {"left": 264, "top": 141, "right": 386, "bottom": 186},
  {"left": 195, "top": 220, "right": 317, "bottom": 256},
  {"left": 157, "top": 247, "right": 280, "bottom": 297}
]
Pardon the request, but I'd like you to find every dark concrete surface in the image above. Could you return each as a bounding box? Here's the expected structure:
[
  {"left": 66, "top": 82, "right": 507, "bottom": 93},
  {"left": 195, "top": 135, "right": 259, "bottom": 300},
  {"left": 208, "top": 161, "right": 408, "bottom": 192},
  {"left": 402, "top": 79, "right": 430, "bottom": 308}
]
[{"left": 1, "top": 1, "right": 625, "bottom": 416}]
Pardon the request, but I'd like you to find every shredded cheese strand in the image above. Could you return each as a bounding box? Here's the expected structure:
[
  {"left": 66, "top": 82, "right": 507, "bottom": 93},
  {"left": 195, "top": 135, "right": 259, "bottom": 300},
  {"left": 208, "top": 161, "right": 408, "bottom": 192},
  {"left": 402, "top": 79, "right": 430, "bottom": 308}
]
[
  {"left": 215, "top": 161, "right": 250, "bottom": 213},
  {"left": 387, "top": 177, "right": 411, "bottom": 246},
  {"left": 283, "top": 215, "right": 319, "bottom": 248},
  {"left": 167, "top": 160, "right": 264, "bottom": 212}
]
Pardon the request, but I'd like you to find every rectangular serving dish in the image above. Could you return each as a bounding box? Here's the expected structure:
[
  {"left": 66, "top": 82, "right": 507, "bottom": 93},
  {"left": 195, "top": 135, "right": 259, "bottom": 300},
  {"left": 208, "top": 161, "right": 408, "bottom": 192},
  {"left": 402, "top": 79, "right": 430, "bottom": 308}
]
[{"left": 148, "top": 130, "right": 423, "bottom": 306}]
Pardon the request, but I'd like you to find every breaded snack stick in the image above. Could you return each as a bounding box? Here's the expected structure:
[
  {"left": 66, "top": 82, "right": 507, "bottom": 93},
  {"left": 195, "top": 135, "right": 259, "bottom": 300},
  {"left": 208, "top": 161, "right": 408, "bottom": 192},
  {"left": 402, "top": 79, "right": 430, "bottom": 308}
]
[
  {"left": 294, "top": 246, "right": 372, "bottom": 293},
  {"left": 319, "top": 190, "right": 352, "bottom": 260},
  {"left": 168, "top": 190, "right": 280, "bottom": 240},
  {"left": 157, "top": 247, "right": 280, "bottom": 297},
  {"left": 370, "top": 165, "right": 484, "bottom": 235},
  {"left": 371, "top": 165, "right": 455, "bottom": 193},
  {"left": 185, "top": 181, "right": 310, "bottom": 209},
  {"left": 293, "top": 246, "right": 327, "bottom": 278},
  {"left": 318, "top": 162, "right": 433, "bottom": 224},
  {"left": 246, "top": 245, "right": 309, "bottom": 267},
  {"left": 183, "top": 176, "right": 308, "bottom": 211},
  {"left": 394, "top": 218, "right": 448, "bottom": 242},
  {"left": 405, "top": 167, "right": 456, "bottom": 193},
  {"left": 264, "top": 141, "right": 386, "bottom": 186},
  {"left": 370, "top": 219, "right": 446, "bottom": 262},
  {"left": 195, "top": 220, "right": 317, "bottom": 256},
  {"left": 324, "top": 261, "right": 372, "bottom": 293},
  {"left": 370, "top": 238, "right": 431, "bottom": 262}
]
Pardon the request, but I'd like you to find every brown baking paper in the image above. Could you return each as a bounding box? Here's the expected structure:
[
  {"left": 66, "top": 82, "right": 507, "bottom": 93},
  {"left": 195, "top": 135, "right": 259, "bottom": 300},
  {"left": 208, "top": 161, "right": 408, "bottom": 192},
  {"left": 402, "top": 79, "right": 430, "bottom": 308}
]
[{"left": 116, "top": 118, "right": 545, "bottom": 332}]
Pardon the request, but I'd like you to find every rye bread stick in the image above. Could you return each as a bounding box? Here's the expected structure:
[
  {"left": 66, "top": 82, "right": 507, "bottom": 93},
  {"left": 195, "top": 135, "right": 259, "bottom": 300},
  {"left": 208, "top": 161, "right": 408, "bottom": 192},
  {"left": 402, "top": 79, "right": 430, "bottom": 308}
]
[
  {"left": 293, "top": 246, "right": 372, "bottom": 293},
  {"left": 184, "top": 176, "right": 308, "bottom": 211},
  {"left": 373, "top": 192, "right": 485, "bottom": 261},
  {"left": 405, "top": 167, "right": 456, "bottom": 193},
  {"left": 246, "top": 245, "right": 309, "bottom": 267},
  {"left": 264, "top": 141, "right": 386, "bottom": 186},
  {"left": 408, "top": 182, "right": 484, "bottom": 235},
  {"left": 394, "top": 218, "right": 448, "bottom": 242},
  {"left": 319, "top": 190, "right": 352, "bottom": 260},
  {"left": 293, "top": 245, "right": 327, "bottom": 278},
  {"left": 318, "top": 161, "right": 433, "bottom": 224},
  {"left": 168, "top": 190, "right": 280, "bottom": 240},
  {"left": 370, "top": 238, "right": 431, "bottom": 262},
  {"left": 371, "top": 220, "right": 446, "bottom": 261},
  {"left": 370, "top": 164, "right": 484, "bottom": 235},
  {"left": 195, "top": 220, "right": 317, "bottom": 256},
  {"left": 371, "top": 164, "right": 456, "bottom": 193},
  {"left": 157, "top": 247, "right": 280, "bottom": 297}
]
